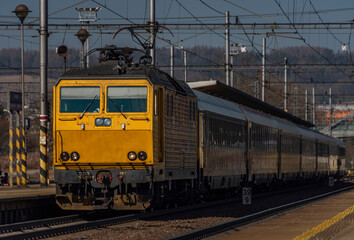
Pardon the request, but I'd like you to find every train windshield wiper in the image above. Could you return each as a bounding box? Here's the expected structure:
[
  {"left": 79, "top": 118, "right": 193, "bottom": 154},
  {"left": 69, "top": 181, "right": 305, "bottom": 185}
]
[
  {"left": 79, "top": 95, "right": 98, "bottom": 119},
  {"left": 107, "top": 96, "right": 127, "bottom": 119}
]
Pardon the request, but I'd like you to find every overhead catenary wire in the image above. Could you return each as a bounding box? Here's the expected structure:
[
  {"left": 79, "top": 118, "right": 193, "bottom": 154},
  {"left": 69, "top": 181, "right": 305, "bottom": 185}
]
[
  {"left": 274, "top": 0, "right": 352, "bottom": 81},
  {"left": 224, "top": 0, "right": 276, "bottom": 23},
  {"left": 308, "top": 0, "right": 346, "bottom": 46}
]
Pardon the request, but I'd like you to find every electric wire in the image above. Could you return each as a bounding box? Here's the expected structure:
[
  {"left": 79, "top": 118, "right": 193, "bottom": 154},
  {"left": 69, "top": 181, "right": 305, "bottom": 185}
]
[
  {"left": 274, "top": 0, "right": 352, "bottom": 80},
  {"left": 199, "top": 0, "right": 224, "bottom": 16},
  {"left": 89, "top": 0, "right": 223, "bottom": 67},
  {"left": 224, "top": 0, "right": 276, "bottom": 23},
  {"left": 308, "top": 0, "right": 346, "bottom": 45},
  {"left": 28, "top": 0, "right": 91, "bottom": 24}
]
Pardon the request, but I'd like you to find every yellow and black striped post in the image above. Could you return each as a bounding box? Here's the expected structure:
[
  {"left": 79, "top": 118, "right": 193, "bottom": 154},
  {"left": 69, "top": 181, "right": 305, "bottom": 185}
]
[
  {"left": 46, "top": 121, "right": 50, "bottom": 185},
  {"left": 39, "top": 0, "right": 49, "bottom": 186},
  {"left": 40, "top": 118, "right": 48, "bottom": 186},
  {"left": 21, "top": 124, "right": 27, "bottom": 186},
  {"left": 8, "top": 111, "right": 14, "bottom": 188},
  {"left": 15, "top": 111, "right": 21, "bottom": 186}
]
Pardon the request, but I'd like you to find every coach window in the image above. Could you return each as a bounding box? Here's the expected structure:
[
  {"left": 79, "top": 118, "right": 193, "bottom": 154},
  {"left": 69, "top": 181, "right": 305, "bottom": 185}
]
[
  {"left": 60, "top": 86, "right": 100, "bottom": 113},
  {"left": 189, "top": 101, "right": 192, "bottom": 120},
  {"left": 166, "top": 94, "right": 170, "bottom": 115},
  {"left": 107, "top": 86, "right": 147, "bottom": 112},
  {"left": 170, "top": 95, "right": 174, "bottom": 116}
]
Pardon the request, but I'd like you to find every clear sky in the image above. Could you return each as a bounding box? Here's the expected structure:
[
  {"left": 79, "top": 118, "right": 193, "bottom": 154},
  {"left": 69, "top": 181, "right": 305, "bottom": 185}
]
[{"left": 0, "top": 0, "right": 353, "bottom": 54}]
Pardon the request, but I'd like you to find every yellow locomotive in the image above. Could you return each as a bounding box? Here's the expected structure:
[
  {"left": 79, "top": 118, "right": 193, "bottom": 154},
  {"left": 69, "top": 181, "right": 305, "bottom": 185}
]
[
  {"left": 54, "top": 46, "right": 346, "bottom": 211},
  {"left": 54, "top": 47, "right": 197, "bottom": 210}
]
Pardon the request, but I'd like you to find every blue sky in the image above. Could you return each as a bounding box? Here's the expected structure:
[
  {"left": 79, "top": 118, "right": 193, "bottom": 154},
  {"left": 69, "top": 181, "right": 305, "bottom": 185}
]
[{"left": 0, "top": 0, "right": 353, "bottom": 53}]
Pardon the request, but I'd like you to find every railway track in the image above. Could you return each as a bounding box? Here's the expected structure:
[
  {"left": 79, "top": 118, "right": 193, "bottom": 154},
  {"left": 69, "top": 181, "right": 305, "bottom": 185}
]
[
  {"left": 0, "top": 182, "right": 352, "bottom": 239},
  {"left": 0, "top": 212, "right": 140, "bottom": 240},
  {"left": 166, "top": 185, "right": 354, "bottom": 240},
  {"left": 0, "top": 196, "right": 243, "bottom": 240}
]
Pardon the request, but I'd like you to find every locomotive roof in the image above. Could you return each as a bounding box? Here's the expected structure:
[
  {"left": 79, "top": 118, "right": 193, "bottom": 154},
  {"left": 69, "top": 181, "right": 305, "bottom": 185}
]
[
  {"left": 188, "top": 80, "right": 314, "bottom": 128},
  {"left": 60, "top": 64, "right": 195, "bottom": 97}
]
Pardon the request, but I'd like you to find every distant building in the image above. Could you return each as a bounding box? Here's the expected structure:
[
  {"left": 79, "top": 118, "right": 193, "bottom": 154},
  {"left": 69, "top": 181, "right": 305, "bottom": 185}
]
[
  {"left": 319, "top": 104, "right": 354, "bottom": 170},
  {"left": 317, "top": 103, "right": 354, "bottom": 128}
]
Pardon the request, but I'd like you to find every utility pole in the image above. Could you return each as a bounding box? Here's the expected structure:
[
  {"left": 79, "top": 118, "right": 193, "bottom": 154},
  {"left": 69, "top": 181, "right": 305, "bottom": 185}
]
[
  {"left": 225, "top": 11, "right": 230, "bottom": 86},
  {"left": 305, "top": 90, "right": 308, "bottom": 121},
  {"left": 261, "top": 37, "right": 266, "bottom": 102},
  {"left": 284, "top": 57, "right": 288, "bottom": 111},
  {"left": 183, "top": 49, "right": 187, "bottom": 82},
  {"left": 230, "top": 54, "right": 234, "bottom": 87},
  {"left": 150, "top": 0, "right": 155, "bottom": 66},
  {"left": 294, "top": 87, "right": 297, "bottom": 116},
  {"left": 312, "top": 88, "right": 316, "bottom": 127},
  {"left": 329, "top": 88, "right": 332, "bottom": 136},
  {"left": 39, "top": 0, "right": 48, "bottom": 186},
  {"left": 255, "top": 80, "right": 259, "bottom": 99},
  {"left": 170, "top": 45, "right": 174, "bottom": 78}
]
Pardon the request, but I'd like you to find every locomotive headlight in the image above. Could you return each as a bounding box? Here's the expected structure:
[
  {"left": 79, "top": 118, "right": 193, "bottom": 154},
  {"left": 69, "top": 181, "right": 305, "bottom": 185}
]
[
  {"left": 103, "top": 118, "right": 111, "bottom": 126},
  {"left": 60, "top": 152, "right": 70, "bottom": 161},
  {"left": 128, "top": 151, "right": 137, "bottom": 161},
  {"left": 95, "top": 118, "right": 104, "bottom": 126},
  {"left": 95, "top": 118, "right": 111, "bottom": 126},
  {"left": 71, "top": 151, "right": 80, "bottom": 161},
  {"left": 138, "top": 151, "right": 147, "bottom": 161}
]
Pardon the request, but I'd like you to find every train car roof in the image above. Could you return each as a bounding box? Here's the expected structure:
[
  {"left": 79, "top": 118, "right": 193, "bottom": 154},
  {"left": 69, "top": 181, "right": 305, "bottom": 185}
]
[
  {"left": 239, "top": 105, "right": 278, "bottom": 129},
  {"left": 314, "top": 131, "right": 332, "bottom": 143},
  {"left": 188, "top": 80, "right": 314, "bottom": 128},
  {"left": 60, "top": 64, "right": 195, "bottom": 97},
  {"left": 274, "top": 117, "right": 302, "bottom": 136},
  {"left": 331, "top": 136, "right": 345, "bottom": 148},
  {"left": 193, "top": 90, "right": 246, "bottom": 121},
  {"left": 295, "top": 125, "right": 317, "bottom": 140}
]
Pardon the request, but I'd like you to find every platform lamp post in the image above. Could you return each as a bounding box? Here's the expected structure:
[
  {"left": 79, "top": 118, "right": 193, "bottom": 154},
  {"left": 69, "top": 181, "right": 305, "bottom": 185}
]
[
  {"left": 13, "top": 4, "right": 31, "bottom": 186},
  {"left": 76, "top": 29, "right": 90, "bottom": 69}
]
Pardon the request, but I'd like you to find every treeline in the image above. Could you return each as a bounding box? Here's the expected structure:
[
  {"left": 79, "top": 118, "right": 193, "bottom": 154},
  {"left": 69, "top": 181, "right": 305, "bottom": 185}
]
[
  {"left": 0, "top": 45, "right": 352, "bottom": 81},
  {"left": 0, "top": 45, "right": 352, "bottom": 103}
]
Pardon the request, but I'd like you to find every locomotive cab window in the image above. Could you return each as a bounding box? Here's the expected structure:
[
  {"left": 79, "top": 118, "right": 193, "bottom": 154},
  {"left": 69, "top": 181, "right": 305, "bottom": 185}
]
[
  {"left": 60, "top": 86, "right": 100, "bottom": 113},
  {"left": 107, "top": 86, "right": 147, "bottom": 113}
]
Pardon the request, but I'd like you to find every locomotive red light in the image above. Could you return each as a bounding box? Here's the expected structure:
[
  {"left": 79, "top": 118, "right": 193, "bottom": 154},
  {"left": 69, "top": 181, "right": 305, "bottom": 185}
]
[
  {"left": 60, "top": 152, "right": 70, "bottom": 161},
  {"left": 138, "top": 151, "right": 147, "bottom": 161}
]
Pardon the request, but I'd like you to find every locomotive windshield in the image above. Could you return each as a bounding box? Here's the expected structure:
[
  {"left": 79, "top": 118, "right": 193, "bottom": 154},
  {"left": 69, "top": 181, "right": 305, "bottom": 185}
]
[
  {"left": 107, "top": 86, "right": 147, "bottom": 113},
  {"left": 60, "top": 87, "right": 100, "bottom": 113}
]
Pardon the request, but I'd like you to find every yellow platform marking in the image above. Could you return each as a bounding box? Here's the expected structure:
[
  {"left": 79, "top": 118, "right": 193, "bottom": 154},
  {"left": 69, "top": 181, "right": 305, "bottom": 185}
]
[{"left": 292, "top": 204, "right": 354, "bottom": 240}]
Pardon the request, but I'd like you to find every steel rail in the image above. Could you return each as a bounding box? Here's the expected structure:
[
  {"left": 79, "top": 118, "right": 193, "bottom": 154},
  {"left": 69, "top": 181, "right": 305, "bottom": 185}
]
[
  {"left": 0, "top": 214, "right": 82, "bottom": 234},
  {"left": 166, "top": 185, "right": 354, "bottom": 240},
  {"left": 0, "top": 183, "right": 351, "bottom": 239}
]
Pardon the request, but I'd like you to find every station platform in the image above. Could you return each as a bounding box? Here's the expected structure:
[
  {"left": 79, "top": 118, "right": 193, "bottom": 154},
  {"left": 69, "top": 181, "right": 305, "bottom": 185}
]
[
  {"left": 214, "top": 188, "right": 354, "bottom": 240},
  {"left": 0, "top": 184, "right": 55, "bottom": 200},
  {"left": 0, "top": 184, "right": 57, "bottom": 224}
]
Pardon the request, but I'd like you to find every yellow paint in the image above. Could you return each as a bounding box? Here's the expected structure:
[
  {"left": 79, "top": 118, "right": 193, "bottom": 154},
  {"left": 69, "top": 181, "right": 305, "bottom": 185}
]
[
  {"left": 21, "top": 127, "right": 27, "bottom": 186},
  {"left": 16, "top": 127, "right": 21, "bottom": 186},
  {"left": 292, "top": 204, "right": 354, "bottom": 240},
  {"left": 40, "top": 126, "right": 48, "bottom": 186},
  {"left": 53, "top": 78, "right": 154, "bottom": 169}
]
